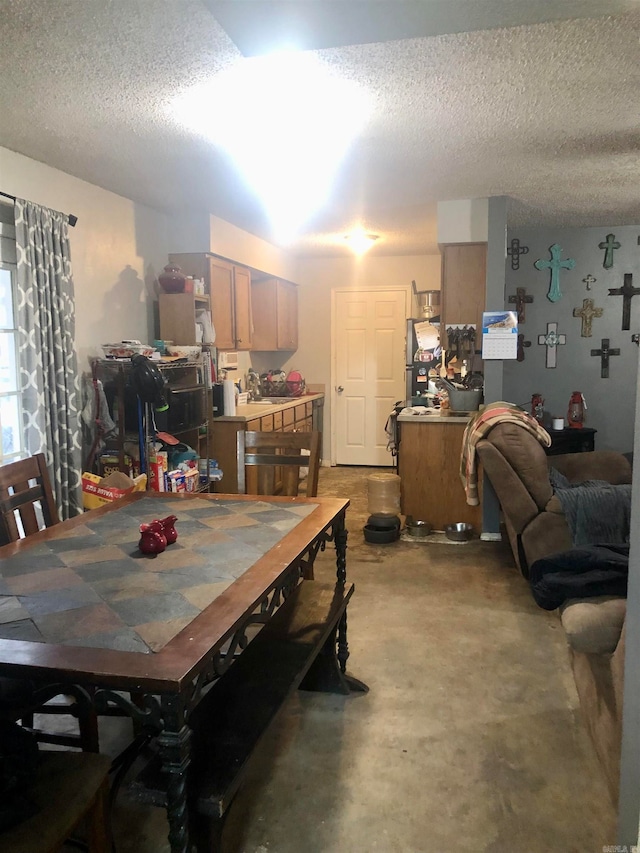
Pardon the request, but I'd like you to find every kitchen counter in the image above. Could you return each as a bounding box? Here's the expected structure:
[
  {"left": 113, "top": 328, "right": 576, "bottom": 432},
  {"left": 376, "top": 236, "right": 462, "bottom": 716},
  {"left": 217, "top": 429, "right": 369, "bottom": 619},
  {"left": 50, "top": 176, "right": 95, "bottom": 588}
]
[
  {"left": 396, "top": 409, "right": 473, "bottom": 424},
  {"left": 397, "top": 414, "right": 481, "bottom": 531},
  {"left": 214, "top": 393, "right": 325, "bottom": 423}
]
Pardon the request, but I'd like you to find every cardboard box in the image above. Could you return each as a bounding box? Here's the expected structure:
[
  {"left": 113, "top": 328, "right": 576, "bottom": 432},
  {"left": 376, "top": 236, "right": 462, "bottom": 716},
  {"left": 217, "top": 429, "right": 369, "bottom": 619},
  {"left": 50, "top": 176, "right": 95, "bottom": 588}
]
[
  {"left": 82, "top": 471, "right": 147, "bottom": 511},
  {"left": 148, "top": 451, "right": 169, "bottom": 492}
]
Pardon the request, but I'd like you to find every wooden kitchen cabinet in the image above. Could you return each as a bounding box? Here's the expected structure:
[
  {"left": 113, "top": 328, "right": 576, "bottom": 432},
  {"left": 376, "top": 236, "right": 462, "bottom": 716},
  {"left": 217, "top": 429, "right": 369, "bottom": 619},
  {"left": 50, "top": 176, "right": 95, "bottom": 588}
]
[
  {"left": 440, "top": 243, "right": 487, "bottom": 335},
  {"left": 168, "top": 253, "right": 253, "bottom": 350},
  {"left": 158, "top": 292, "right": 211, "bottom": 345},
  {"left": 398, "top": 418, "right": 481, "bottom": 531},
  {"left": 250, "top": 277, "right": 298, "bottom": 350}
]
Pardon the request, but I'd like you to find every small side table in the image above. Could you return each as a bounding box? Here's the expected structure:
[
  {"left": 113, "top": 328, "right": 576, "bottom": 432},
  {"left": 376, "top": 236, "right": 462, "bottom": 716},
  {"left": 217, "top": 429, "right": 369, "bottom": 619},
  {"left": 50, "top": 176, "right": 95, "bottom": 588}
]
[{"left": 545, "top": 426, "right": 597, "bottom": 456}]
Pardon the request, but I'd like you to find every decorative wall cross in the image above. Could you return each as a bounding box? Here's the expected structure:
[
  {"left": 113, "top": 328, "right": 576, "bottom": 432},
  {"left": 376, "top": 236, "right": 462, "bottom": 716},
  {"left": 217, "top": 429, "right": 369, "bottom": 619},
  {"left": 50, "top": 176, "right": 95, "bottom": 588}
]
[
  {"left": 507, "top": 287, "right": 533, "bottom": 323},
  {"left": 590, "top": 338, "right": 621, "bottom": 378},
  {"left": 517, "top": 334, "right": 531, "bottom": 362},
  {"left": 572, "top": 298, "right": 603, "bottom": 338},
  {"left": 608, "top": 273, "right": 640, "bottom": 330},
  {"left": 534, "top": 244, "right": 575, "bottom": 303},
  {"left": 599, "top": 233, "right": 620, "bottom": 269},
  {"left": 582, "top": 274, "right": 597, "bottom": 291},
  {"left": 537, "top": 322, "right": 566, "bottom": 368},
  {"left": 507, "top": 238, "right": 529, "bottom": 271}
]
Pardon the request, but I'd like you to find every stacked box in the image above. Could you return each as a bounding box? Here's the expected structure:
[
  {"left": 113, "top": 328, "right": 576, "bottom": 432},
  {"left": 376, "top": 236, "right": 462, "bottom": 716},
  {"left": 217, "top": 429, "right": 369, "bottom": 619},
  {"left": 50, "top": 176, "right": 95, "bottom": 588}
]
[
  {"left": 183, "top": 468, "right": 199, "bottom": 492},
  {"left": 148, "top": 451, "right": 169, "bottom": 492},
  {"left": 166, "top": 470, "right": 186, "bottom": 493}
]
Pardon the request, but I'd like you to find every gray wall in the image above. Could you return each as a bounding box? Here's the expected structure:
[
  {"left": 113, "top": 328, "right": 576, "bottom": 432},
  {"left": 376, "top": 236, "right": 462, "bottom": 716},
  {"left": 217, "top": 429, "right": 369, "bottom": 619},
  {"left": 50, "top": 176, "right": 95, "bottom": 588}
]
[{"left": 502, "top": 225, "right": 639, "bottom": 454}]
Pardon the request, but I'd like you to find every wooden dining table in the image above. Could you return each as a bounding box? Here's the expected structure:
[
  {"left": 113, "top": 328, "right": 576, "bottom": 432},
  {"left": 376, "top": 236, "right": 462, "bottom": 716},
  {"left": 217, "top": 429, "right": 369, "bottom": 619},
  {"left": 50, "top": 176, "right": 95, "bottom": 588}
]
[{"left": 0, "top": 491, "right": 352, "bottom": 852}]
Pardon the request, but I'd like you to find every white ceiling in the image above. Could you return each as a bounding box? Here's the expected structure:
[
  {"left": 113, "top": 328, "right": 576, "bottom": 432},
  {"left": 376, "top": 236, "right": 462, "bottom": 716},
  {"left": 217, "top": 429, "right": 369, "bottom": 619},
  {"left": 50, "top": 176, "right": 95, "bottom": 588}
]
[{"left": 1, "top": 1, "right": 640, "bottom": 257}]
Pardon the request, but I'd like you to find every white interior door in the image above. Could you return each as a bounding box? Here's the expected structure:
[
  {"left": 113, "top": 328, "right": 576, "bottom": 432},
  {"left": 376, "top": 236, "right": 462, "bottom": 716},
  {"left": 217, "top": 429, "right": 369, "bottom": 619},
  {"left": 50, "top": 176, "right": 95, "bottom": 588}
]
[{"left": 334, "top": 289, "right": 407, "bottom": 465}]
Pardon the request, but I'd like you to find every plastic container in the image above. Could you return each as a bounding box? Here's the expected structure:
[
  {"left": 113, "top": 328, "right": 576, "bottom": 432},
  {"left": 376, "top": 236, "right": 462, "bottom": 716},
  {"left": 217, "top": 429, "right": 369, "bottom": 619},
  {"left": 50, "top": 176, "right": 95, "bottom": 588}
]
[{"left": 367, "top": 472, "right": 401, "bottom": 516}]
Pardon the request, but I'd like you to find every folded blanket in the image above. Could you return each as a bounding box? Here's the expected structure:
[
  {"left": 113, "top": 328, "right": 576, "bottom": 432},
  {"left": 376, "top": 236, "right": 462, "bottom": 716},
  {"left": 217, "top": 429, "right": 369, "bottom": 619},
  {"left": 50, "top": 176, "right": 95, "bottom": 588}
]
[
  {"left": 553, "top": 480, "right": 632, "bottom": 546},
  {"left": 460, "top": 402, "right": 551, "bottom": 506},
  {"left": 529, "top": 544, "right": 629, "bottom": 610}
]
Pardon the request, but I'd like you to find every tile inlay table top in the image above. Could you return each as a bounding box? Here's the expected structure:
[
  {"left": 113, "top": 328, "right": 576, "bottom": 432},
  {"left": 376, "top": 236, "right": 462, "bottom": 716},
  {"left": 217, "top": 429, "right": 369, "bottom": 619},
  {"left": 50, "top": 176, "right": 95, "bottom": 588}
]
[
  {"left": 0, "top": 491, "right": 352, "bottom": 853},
  {"left": 0, "top": 496, "right": 317, "bottom": 653}
]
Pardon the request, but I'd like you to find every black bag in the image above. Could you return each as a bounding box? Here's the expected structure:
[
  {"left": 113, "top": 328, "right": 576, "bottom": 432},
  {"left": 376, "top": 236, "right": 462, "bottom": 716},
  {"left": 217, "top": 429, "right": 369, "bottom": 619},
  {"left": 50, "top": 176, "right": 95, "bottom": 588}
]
[{"left": 0, "top": 720, "right": 40, "bottom": 830}]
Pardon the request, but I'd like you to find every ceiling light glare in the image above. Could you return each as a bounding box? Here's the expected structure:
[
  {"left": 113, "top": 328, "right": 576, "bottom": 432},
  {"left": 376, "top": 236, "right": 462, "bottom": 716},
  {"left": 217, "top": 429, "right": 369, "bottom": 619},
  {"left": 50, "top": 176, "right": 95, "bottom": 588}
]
[
  {"left": 345, "top": 231, "right": 379, "bottom": 254},
  {"left": 171, "top": 52, "right": 373, "bottom": 243}
]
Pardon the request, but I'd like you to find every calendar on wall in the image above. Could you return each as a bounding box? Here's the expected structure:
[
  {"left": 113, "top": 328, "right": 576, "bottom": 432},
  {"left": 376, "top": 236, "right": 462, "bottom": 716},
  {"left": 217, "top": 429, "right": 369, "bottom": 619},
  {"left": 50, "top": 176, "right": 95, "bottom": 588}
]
[{"left": 481, "top": 311, "right": 518, "bottom": 360}]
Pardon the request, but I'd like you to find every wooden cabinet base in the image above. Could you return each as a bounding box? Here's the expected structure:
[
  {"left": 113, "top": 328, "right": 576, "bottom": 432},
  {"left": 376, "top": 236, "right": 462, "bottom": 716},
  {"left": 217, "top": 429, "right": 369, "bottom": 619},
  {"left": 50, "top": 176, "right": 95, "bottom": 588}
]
[{"left": 398, "top": 420, "right": 481, "bottom": 532}]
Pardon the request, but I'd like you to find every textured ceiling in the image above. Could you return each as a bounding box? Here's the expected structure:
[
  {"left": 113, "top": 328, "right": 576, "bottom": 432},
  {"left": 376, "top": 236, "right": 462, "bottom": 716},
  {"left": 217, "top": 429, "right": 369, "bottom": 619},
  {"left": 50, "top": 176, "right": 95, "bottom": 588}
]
[{"left": 1, "top": 2, "right": 640, "bottom": 257}]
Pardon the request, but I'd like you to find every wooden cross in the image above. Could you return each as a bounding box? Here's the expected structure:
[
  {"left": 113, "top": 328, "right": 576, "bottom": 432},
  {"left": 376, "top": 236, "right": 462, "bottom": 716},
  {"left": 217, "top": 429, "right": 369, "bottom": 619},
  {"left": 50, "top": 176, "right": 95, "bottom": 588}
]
[
  {"left": 582, "top": 274, "right": 597, "bottom": 291},
  {"left": 507, "top": 238, "right": 529, "bottom": 271},
  {"left": 534, "top": 244, "right": 575, "bottom": 303},
  {"left": 537, "top": 322, "right": 566, "bottom": 368},
  {"left": 608, "top": 273, "right": 640, "bottom": 330},
  {"left": 599, "top": 233, "right": 620, "bottom": 269},
  {"left": 517, "top": 333, "right": 531, "bottom": 362},
  {"left": 573, "top": 298, "right": 603, "bottom": 338},
  {"left": 508, "top": 287, "right": 533, "bottom": 323},
  {"left": 590, "top": 338, "right": 621, "bottom": 378}
]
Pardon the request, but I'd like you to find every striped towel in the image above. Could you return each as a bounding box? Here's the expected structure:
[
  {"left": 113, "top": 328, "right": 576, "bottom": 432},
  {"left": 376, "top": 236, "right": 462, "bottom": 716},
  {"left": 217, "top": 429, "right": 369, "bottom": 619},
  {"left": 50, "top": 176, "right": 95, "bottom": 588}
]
[{"left": 460, "top": 402, "right": 551, "bottom": 506}]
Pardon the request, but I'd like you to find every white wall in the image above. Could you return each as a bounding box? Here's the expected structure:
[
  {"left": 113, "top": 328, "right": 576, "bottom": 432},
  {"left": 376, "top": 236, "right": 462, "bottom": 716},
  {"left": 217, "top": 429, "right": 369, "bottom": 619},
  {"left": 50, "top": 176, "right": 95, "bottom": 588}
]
[
  {"left": 291, "top": 254, "right": 438, "bottom": 453},
  {"left": 0, "top": 146, "right": 169, "bottom": 369},
  {"left": 209, "top": 215, "right": 298, "bottom": 282}
]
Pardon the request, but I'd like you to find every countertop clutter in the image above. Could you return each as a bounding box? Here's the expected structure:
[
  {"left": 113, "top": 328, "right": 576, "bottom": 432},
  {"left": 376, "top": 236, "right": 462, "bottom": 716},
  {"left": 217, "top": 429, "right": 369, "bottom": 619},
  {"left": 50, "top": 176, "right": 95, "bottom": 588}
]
[{"left": 217, "top": 393, "right": 325, "bottom": 422}]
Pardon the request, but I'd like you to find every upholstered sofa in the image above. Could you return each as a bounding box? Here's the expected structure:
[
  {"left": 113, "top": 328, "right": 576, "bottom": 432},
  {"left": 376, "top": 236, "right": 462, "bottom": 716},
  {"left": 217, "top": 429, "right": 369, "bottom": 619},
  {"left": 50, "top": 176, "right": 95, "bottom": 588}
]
[{"left": 476, "top": 423, "right": 632, "bottom": 803}]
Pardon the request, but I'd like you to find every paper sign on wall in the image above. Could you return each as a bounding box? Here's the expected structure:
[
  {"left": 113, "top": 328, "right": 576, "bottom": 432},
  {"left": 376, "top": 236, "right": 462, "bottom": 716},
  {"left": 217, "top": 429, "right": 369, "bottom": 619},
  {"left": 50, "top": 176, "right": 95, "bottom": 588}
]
[{"left": 481, "top": 311, "right": 518, "bottom": 360}]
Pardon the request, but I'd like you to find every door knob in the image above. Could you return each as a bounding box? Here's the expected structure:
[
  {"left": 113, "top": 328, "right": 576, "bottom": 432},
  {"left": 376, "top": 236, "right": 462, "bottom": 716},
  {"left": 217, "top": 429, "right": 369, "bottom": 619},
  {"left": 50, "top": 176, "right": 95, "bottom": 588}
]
[{"left": 335, "top": 385, "right": 344, "bottom": 393}]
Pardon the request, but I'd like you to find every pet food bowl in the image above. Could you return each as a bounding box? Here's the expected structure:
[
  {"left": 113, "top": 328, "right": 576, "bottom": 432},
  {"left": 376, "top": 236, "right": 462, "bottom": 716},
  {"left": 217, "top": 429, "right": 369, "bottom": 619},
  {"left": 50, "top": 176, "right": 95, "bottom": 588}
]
[
  {"left": 406, "top": 519, "right": 432, "bottom": 538},
  {"left": 363, "top": 524, "right": 399, "bottom": 544},
  {"left": 444, "top": 522, "right": 474, "bottom": 542}
]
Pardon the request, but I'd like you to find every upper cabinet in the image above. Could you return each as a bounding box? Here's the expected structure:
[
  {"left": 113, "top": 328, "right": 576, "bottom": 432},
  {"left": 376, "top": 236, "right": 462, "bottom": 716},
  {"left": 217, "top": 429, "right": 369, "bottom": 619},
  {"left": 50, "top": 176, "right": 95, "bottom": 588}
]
[
  {"left": 158, "top": 292, "right": 210, "bottom": 345},
  {"left": 440, "top": 243, "right": 487, "bottom": 334},
  {"left": 168, "top": 253, "right": 253, "bottom": 350},
  {"left": 250, "top": 278, "right": 298, "bottom": 351}
]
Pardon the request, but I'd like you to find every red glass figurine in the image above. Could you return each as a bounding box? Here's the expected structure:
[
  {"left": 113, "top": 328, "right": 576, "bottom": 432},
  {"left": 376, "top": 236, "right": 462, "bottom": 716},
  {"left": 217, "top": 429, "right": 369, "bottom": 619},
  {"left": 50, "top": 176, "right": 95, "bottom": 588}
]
[
  {"left": 138, "top": 519, "right": 167, "bottom": 554},
  {"left": 161, "top": 515, "right": 178, "bottom": 545}
]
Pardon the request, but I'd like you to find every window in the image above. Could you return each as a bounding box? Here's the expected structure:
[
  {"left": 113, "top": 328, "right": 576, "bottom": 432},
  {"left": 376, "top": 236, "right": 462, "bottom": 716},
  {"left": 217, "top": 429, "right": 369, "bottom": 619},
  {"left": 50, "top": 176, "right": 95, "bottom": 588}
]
[{"left": 0, "top": 202, "right": 21, "bottom": 464}]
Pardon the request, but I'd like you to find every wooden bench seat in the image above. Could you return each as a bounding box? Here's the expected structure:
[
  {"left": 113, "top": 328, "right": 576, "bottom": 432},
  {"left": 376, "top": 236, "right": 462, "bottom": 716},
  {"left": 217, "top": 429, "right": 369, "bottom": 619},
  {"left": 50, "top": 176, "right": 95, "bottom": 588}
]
[{"left": 131, "top": 579, "right": 354, "bottom": 846}]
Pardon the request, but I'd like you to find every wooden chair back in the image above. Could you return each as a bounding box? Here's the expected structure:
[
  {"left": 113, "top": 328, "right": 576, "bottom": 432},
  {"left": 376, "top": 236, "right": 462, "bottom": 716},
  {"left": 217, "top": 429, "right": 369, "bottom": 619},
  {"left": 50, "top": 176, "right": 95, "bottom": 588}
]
[
  {"left": 237, "top": 431, "right": 321, "bottom": 498},
  {"left": 0, "top": 454, "right": 59, "bottom": 545}
]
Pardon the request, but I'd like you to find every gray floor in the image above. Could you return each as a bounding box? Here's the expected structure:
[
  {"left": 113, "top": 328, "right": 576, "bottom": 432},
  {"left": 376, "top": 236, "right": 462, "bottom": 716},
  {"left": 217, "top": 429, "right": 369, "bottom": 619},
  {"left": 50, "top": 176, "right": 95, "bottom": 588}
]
[{"left": 93, "top": 466, "right": 616, "bottom": 852}]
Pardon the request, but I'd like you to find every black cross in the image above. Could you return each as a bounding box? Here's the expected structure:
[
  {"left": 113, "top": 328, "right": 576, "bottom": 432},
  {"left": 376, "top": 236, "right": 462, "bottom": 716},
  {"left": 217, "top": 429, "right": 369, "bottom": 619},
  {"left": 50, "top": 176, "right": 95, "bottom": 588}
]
[
  {"left": 590, "top": 338, "right": 621, "bottom": 378},
  {"left": 517, "top": 334, "right": 531, "bottom": 362},
  {"left": 608, "top": 273, "right": 640, "bottom": 330},
  {"left": 507, "top": 238, "right": 529, "bottom": 271},
  {"left": 508, "top": 287, "right": 533, "bottom": 323}
]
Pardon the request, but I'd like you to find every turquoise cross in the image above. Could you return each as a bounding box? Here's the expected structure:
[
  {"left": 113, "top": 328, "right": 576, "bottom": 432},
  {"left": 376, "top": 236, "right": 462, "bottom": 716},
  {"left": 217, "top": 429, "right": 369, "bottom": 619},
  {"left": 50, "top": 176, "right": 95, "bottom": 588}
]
[
  {"left": 598, "top": 233, "right": 620, "bottom": 269},
  {"left": 534, "top": 244, "right": 576, "bottom": 303}
]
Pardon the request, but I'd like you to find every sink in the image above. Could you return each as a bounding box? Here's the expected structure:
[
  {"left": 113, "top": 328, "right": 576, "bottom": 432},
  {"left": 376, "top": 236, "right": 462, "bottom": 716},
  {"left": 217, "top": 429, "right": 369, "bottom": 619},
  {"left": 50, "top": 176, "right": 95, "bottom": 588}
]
[{"left": 247, "top": 397, "right": 291, "bottom": 405}]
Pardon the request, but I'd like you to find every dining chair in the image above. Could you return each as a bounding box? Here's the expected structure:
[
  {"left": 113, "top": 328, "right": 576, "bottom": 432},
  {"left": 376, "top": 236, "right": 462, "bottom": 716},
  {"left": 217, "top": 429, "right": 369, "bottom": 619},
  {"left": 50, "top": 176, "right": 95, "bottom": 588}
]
[
  {"left": 0, "top": 453, "right": 59, "bottom": 545},
  {"left": 1, "top": 750, "right": 111, "bottom": 852},
  {"left": 237, "top": 430, "right": 321, "bottom": 498},
  {"left": 0, "top": 454, "right": 99, "bottom": 752}
]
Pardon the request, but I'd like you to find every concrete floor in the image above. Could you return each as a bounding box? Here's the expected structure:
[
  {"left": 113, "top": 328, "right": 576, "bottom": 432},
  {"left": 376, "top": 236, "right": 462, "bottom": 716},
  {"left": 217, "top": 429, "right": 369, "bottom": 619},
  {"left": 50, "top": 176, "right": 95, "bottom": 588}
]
[{"left": 95, "top": 466, "right": 616, "bottom": 851}]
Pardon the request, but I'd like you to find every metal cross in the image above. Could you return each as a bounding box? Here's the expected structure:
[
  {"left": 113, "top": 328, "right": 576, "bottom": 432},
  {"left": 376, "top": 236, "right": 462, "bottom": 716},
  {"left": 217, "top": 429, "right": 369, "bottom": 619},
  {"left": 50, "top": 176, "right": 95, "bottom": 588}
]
[
  {"left": 534, "top": 244, "right": 575, "bottom": 303},
  {"left": 599, "top": 233, "right": 621, "bottom": 269},
  {"left": 590, "top": 338, "right": 621, "bottom": 378},
  {"left": 608, "top": 273, "right": 640, "bottom": 330},
  {"left": 572, "top": 298, "right": 603, "bottom": 338},
  {"left": 582, "top": 274, "right": 597, "bottom": 291},
  {"left": 507, "top": 238, "right": 529, "bottom": 271},
  {"left": 507, "top": 287, "right": 533, "bottom": 324},
  {"left": 517, "top": 333, "right": 531, "bottom": 362},
  {"left": 537, "top": 322, "right": 566, "bottom": 368}
]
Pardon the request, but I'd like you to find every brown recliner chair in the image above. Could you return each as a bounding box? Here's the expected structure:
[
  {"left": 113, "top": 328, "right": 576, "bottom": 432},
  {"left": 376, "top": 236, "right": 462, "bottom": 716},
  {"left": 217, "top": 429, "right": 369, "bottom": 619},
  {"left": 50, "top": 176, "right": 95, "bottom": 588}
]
[
  {"left": 476, "top": 421, "right": 632, "bottom": 803},
  {"left": 475, "top": 422, "right": 632, "bottom": 577}
]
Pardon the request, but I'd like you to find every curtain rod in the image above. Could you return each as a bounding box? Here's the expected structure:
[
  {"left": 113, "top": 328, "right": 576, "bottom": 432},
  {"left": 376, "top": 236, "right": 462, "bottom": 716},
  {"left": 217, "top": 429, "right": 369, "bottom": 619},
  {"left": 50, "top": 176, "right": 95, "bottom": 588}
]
[{"left": 0, "top": 190, "right": 78, "bottom": 227}]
